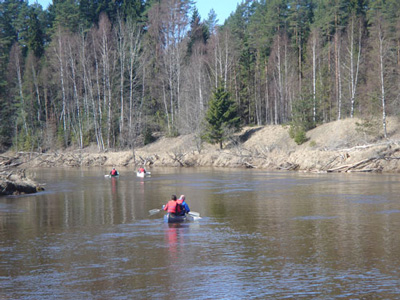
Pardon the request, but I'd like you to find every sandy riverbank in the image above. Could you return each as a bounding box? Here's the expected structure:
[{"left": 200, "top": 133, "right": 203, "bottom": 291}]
[{"left": 2, "top": 117, "right": 400, "bottom": 195}]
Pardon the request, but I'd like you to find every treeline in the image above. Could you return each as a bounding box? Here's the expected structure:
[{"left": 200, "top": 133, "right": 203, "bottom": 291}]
[{"left": 0, "top": 0, "right": 399, "bottom": 152}]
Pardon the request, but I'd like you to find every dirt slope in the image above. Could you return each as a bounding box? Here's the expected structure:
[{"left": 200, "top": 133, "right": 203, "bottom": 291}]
[
  {"left": 4, "top": 117, "right": 400, "bottom": 195},
  {"left": 2, "top": 117, "right": 400, "bottom": 173},
  {"left": 132, "top": 117, "right": 400, "bottom": 172}
]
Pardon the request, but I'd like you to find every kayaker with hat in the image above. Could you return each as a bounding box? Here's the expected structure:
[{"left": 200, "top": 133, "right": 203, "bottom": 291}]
[{"left": 177, "top": 195, "right": 190, "bottom": 216}]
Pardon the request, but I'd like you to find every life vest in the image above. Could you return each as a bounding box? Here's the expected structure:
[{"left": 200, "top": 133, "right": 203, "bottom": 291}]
[
  {"left": 111, "top": 169, "right": 118, "bottom": 175},
  {"left": 176, "top": 198, "right": 185, "bottom": 215},
  {"left": 165, "top": 200, "right": 181, "bottom": 214}
]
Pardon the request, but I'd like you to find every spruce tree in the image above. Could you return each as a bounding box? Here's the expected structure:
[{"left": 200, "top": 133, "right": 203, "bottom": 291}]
[
  {"left": 27, "top": 8, "right": 44, "bottom": 58},
  {"left": 204, "top": 85, "right": 240, "bottom": 149}
]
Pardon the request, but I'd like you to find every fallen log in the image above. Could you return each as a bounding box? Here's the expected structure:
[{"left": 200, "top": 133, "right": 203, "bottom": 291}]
[
  {"left": 243, "top": 161, "right": 256, "bottom": 168},
  {"left": 278, "top": 162, "right": 299, "bottom": 171},
  {"left": 326, "top": 149, "right": 400, "bottom": 172}
]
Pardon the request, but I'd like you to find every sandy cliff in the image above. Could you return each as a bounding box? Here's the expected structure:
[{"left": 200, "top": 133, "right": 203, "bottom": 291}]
[{"left": 2, "top": 117, "right": 400, "bottom": 195}]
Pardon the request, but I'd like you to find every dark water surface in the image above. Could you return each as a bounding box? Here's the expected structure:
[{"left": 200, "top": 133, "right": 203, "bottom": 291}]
[{"left": 1, "top": 167, "right": 400, "bottom": 299}]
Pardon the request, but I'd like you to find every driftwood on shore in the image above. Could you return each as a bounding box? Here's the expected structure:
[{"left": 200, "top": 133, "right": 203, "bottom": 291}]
[{"left": 326, "top": 147, "right": 400, "bottom": 173}]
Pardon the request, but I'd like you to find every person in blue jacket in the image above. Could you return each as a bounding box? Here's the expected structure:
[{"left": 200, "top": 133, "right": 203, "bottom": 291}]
[{"left": 177, "top": 195, "right": 190, "bottom": 216}]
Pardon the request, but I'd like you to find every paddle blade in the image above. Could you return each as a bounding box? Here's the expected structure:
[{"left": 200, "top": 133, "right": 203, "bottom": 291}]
[
  {"left": 188, "top": 211, "right": 200, "bottom": 217},
  {"left": 149, "top": 209, "right": 161, "bottom": 215},
  {"left": 104, "top": 175, "right": 110, "bottom": 178}
]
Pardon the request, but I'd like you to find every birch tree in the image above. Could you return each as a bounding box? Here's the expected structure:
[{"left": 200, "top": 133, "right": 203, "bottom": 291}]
[
  {"left": 98, "top": 14, "right": 114, "bottom": 148},
  {"left": 344, "top": 16, "right": 363, "bottom": 118},
  {"left": 126, "top": 18, "right": 143, "bottom": 146},
  {"left": 147, "top": 0, "right": 192, "bottom": 136},
  {"left": 10, "top": 43, "right": 28, "bottom": 136},
  {"left": 53, "top": 27, "right": 68, "bottom": 146},
  {"left": 368, "top": 10, "right": 392, "bottom": 138}
]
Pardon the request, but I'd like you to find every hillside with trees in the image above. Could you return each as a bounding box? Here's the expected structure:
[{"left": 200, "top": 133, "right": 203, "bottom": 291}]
[{"left": 1, "top": 0, "right": 399, "bottom": 154}]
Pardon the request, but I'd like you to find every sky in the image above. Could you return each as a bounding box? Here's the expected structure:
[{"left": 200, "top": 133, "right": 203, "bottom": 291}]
[
  {"left": 196, "top": 0, "right": 242, "bottom": 24},
  {"left": 28, "top": 0, "right": 243, "bottom": 24}
]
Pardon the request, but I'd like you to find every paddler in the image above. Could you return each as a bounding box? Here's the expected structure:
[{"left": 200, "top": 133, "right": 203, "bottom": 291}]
[{"left": 163, "top": 195, "right": 181, "bottom": 216}]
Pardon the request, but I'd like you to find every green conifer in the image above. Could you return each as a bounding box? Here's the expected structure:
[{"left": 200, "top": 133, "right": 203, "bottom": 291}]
[{"left": 204, "top": 85, "right": 240, "bottom": 149}]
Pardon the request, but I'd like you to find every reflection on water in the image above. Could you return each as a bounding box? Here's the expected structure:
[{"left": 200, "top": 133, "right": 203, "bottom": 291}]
[{"left": 1, "top": 167, "right": 400, "bottom": 299}]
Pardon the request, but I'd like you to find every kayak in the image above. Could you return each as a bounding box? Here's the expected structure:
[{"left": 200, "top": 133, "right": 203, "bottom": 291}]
[
  {"left": 137, "top": 171, "right": 151, "bottom": 177},
  {"left": 164, "top": 213, "right": 193, "bottom": 223},
  {"left": 105, "top": 173, "right": 119, "bottom": 178}
]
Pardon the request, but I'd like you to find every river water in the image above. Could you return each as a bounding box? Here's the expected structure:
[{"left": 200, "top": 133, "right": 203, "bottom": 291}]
[{"left": 1, "top": 167, "right": 400, "bottom": 299}]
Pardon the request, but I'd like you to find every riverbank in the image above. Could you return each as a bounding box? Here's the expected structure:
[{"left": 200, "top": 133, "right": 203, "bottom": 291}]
[
  {"left": 1, "top": 117, "right": 400, "bottom": 194},
  {"left": 133, "top": 117, "right": 400, "bottom": 172}
]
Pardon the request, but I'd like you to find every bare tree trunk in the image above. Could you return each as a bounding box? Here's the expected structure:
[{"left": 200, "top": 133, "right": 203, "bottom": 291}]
[
  {"left": 68, "top": 41, "right": 83, "bottom": 149},
  {"left": 86, "top": 67, "right": 102, "bottom": 150},
  {"left": 214, "top": 42, "right": 218, "bottom": 88},
  {"left": 55, "top": 30, "right": 67, "bottom": 146},
  {"left": 162, "top": 82, "right": 171, "bottom": 135},
  {"left": 224, "top": 30, "right": 228, "bottom": 88},
  {"left": 31, "top": 63, "right": 42, "bottom": 123},
  {"left": 276, "top": 34, "right": 282, "bottom": 125},
  {"left": 117, "top": 17, "right": 126, "bottom": 135},
  {"left": 337, "top": 37, "right": 342, "bottom": 120},
  {"left": 283, "top": 39, "right": 289, "bottom": 123},
  {"left": 78, "top": 30, "right": 90, "bottom": 126},
  {"left": 198, "top": 71, "right": 204, "bottom": 110},
  {"left": 312, "top": 31, "right": 317, "bottom": 123},
  {"left": 298, "top": 32, "right": 302, "bottom": 95},
  {"left": 13, "top": 47, "right": 28, "bottom": 135},
  {"left": 378, "top": 24, "right": 388, "bottom": 138},
  {"left": 255, "top": 57, "right": 261, "bottom": 125},
  {"left": 99, "top": 20, "right": 113, "bottom": 148},
  {"left": 335, "top": 31, "right": 341, "bottom": 120},
  {"left": 349, "top": 17, "right": 362, "bottom": 118},
  {"left": 126, "top": 20, "right": 142, "bottom": 146},
  {"left": 93, "top": 34, "right": 105, "bottom": 150}
]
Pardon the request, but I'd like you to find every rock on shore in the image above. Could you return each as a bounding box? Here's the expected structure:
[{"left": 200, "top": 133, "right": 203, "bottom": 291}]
[{"left": 0, "top": 169, "right": 44, "bottom": 196}]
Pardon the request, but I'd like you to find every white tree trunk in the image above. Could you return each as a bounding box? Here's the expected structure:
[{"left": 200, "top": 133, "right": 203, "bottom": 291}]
[
  {"left": 312, "top": 32, "right": 316, "bottom": 122},
  {"left": 14, "top": 50, "right": 28, "bottom": 135},
  {"left": 378, "top": 25, "right": 388, "bottom": 138}
]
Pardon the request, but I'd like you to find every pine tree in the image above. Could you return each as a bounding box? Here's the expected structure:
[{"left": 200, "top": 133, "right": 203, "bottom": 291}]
[
  {"left": 52, "top": 0, "right": 81, "bottom": 33},
  {"left": 187, "top": 8, "right": 209, "bottom": 57},
  {"left": 203, "top": 85, "right": 240, "bottom": 149},
  {"left": 27, "top": 8, "right": 44, "bottom": 58}
]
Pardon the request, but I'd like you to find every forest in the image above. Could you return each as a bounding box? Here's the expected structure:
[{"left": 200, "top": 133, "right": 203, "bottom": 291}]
[{"left": 0, "top": 0, "right": 399, "bottom": 153}]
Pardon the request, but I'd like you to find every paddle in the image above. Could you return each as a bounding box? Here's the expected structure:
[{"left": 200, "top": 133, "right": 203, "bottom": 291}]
[
  {"left": 188, "top": 211, "right": 200, "bottom": 217},
  {"left": 148, "top": 208, "right": 201, "bottom": 218},
  {"left": 149, "top": 208, "right": 162, "bottom": 215}
]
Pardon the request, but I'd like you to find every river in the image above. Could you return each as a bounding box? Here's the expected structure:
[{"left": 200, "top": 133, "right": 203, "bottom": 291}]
[{"left": 1, "top": 167, "right": 400, "bottom": 299}]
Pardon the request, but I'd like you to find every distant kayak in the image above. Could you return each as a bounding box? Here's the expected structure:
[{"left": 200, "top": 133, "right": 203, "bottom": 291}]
[
  {"left": 137, "top": 171, "right": 151, "bottom": 177},
  {"left": 105, "top": 172, "right": 119, "bottom": 178}
]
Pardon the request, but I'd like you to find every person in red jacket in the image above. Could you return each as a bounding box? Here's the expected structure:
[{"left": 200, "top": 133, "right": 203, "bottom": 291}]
[
  {"left": 110, "top": 167, "right": 119, "bottom": 176},
  {"left": 138, "top": 167, "right": 146, "bottom": 173},
  {"left": 163, "top": 195, "right": 181, "bottom": 216}
]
